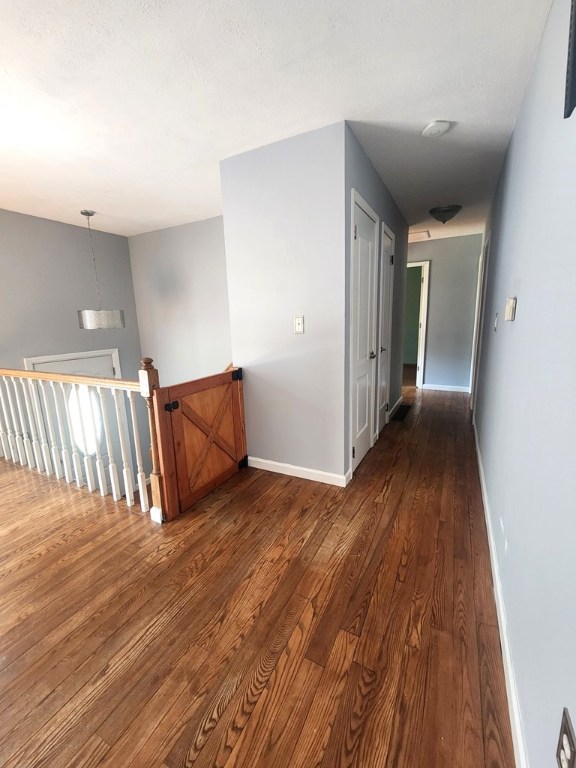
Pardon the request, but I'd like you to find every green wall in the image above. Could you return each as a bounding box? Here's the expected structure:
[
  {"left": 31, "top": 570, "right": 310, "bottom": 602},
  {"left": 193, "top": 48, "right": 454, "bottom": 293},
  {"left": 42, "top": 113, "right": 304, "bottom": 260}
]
[{"left": 403, "top": 265, "right": 421, "bottom": 364}]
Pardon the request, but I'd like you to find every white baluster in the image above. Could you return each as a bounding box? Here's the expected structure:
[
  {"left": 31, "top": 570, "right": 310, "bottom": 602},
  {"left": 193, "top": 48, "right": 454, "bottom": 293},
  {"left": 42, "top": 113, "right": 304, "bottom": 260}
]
[
  {"left": 128, "top": 391, "right": 149, "bottom": 513},
  {"left": 20, "top": 378, "right": 43, "bottom": 472},
  {"left": 0, "top": 380, "right": 18, "bottom": 462},
  {"left": 60, "top": 383, "right": 83, "bottom": 487},
  {"left": 88, "top": 386, "right": 107, "bottom": 496},
  {"left": 53, "top": 382, "right": 73, "bottom": 483},
  {"left": 98, "top": 387, "right": 121, "bottom": 501},
  {"left": 39, "top": 380, "right": 62, "bottom": 479},
  {"left": 113, "top": 388, "right": 134, "bottom": 506},
  {"left": 0, "top": 380, "right": 12, "bottom": 460},
  {"left": 74, "top": 383, "right": 95, "bottom": 493},
  {"left": 4, "top": 376, "right": 26, "bottom": 465},
  {"left": 13, "top": 379, "right": 34, "bottom": 468},
  {"left": 29, "top": 380, "right": 52, "bottom": 475}
]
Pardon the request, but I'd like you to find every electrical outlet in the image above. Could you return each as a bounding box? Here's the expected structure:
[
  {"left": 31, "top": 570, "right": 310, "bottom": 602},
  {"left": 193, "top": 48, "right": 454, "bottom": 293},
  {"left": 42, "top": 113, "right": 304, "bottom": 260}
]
[
  {"left": 557, "top": 708, "right": 576, "bottom": 768},
  {"left": 293, "top": 315, "right": 304, "bottom": 334}
]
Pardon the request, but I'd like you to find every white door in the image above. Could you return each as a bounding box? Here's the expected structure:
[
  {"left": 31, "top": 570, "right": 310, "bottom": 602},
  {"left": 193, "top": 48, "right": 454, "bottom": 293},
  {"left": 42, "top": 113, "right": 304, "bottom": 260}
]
[
  {"left": 23, "top": 349, "right": 132, "bottom": 493},
  {"left": 351, "top": 199, "right": 378, "bottom": 471},
  {"left": 28, "top": 351, "right": 116, "bottom": 378},
  {"left": 378, "top": 227, "right": 395, "bottom": 432}
]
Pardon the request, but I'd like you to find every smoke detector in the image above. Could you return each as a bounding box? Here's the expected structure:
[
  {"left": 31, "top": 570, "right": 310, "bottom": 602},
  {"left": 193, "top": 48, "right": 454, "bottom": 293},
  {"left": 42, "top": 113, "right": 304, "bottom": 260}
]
[{"left": 421, "top": 121, "right": 452, "bottom": 138}]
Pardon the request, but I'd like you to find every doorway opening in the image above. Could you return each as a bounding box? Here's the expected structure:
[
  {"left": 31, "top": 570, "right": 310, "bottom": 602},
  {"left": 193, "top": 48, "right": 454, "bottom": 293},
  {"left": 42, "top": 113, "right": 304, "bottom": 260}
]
[{"left": 403, "top": 262, "right": 429, "bottom": 389}]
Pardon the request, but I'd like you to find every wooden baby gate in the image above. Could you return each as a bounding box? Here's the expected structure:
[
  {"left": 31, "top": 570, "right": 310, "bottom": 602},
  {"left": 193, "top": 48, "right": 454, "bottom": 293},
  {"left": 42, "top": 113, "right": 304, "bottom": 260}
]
[{"left": 153, "top": 368, "right": 247, "bottom": 521}]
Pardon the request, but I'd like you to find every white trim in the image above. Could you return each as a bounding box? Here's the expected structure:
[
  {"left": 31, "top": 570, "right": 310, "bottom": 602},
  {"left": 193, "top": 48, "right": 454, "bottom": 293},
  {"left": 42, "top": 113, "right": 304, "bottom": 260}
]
[
  {"left": 388, "top": 395, "right": 403, "bottom": 418},
  {"left": 149, "top": 507, "right": 163, "bottom": 524},
  {"left": 378, "top": 222, "right": 396, "bottom": 431},
  {"left": 473, "top": 426, "right": 529, "bottom": 768},
  {"left": 248, "top": 457, "right": 351, "bottom": 488},
  {"left": 421, "top": 384, "right": 471, "bottom": 393},
  {"left": 407, "top": 261, "right": 429, "bottom": 389},
  {"left": 471, "top": 231, "right": 491, "bottom": 414},
  {"left": 24, "top": 348, "right": 123, "bottom": 378},
  {"left": 349, "top": 189, "right": 380, "bottom": 473}
]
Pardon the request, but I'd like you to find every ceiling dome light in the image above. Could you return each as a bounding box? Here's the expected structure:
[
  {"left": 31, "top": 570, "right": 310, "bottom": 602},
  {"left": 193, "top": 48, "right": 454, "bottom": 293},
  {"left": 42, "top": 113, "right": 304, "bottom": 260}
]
[
  {"left": 429, "top": 205, "right": 462, "bottom": 224},
  {"left": 421, "top": 121, "right": 452, "bottom": 138}
]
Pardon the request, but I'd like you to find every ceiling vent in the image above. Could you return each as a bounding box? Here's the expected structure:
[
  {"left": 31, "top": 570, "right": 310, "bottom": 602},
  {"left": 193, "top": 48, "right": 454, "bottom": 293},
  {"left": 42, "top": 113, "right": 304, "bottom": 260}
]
[{"left": 408, "top": 230, "right": 431, "bottom": 243}]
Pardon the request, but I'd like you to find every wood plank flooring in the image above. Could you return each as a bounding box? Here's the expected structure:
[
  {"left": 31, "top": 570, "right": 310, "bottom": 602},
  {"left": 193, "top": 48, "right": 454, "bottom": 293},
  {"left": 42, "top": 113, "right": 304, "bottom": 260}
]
[{"left": 0, "top": 389, "right": 515, "bottom": 767}]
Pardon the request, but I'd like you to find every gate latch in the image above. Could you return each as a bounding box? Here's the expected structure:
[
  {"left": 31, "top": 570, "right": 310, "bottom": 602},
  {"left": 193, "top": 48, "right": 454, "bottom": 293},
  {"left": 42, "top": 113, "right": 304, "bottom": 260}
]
[{"left": 164, "top": 400, "right": 179, "bottom": 412}]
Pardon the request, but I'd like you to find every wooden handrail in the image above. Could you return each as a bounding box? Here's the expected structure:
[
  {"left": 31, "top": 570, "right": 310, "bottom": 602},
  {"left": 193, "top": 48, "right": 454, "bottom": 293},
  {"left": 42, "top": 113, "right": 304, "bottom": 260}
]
[{"left": 0, "top": 368, "right": 140, "bottom": 392}]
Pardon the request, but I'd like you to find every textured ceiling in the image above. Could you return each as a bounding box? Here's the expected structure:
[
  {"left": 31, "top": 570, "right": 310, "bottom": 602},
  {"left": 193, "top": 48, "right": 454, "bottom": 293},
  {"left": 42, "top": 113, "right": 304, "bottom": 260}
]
[{"left": 0, "top": 0, "right": 553, "bottom": 237}]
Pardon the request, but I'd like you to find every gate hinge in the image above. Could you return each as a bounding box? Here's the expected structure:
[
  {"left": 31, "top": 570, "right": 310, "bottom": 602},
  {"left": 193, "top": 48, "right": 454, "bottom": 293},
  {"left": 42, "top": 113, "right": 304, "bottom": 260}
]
[
  {"left": 354, "top": 225, "right": 357, "bottom": 240},
  {"left": 238, "top": 455, "right": 248, "bottom": 470},
  {"left": 164, "top": 400, "right": 179, "bottom": 412},
  {"left": 232, "top": 368, "right": 243, "bottom": 381},
  {"left": 385, "top": 402, "right": 389, "bottom": 412},
  {"left": 352, "top": 447, "right": 355, "bottom": 459}
]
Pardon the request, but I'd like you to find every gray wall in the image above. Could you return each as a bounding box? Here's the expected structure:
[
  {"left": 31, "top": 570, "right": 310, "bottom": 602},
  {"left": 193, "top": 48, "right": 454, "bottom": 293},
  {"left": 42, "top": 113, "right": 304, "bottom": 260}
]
[
  {"left": 0, "top": 208, "right": 142, "bottom": 378},
  {"left": 345, "top": 125, "right": 409, "bottom": 425},
  {"left": 475, "top": 0, "right": 576, "bottom": 765},
  {"left": 129, "top": 217, "right": 232, "bottom": 387},
  {"left": 409, "top": 234, "right": 482, "bottom": 389},
  {"left": 221, "top": 123, "right": 347, "bottom": 477}
]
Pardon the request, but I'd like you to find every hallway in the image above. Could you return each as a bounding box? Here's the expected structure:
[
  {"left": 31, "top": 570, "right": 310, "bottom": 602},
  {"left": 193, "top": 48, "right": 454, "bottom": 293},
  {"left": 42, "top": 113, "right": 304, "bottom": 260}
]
[{"left": 0, "top": 389, "right": 514, "bottom": 767}]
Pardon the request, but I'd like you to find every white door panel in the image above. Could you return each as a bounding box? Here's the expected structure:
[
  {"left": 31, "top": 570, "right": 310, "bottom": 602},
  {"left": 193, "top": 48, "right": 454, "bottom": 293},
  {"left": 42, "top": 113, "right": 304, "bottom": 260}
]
[{"left": 351, "top": 200, "right": 378, "bottom": 471}]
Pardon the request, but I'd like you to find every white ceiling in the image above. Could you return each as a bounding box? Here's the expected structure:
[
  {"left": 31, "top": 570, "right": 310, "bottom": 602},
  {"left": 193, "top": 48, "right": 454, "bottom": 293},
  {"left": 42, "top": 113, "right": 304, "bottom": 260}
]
[{"left": 0, "top": 0, "right": 553, "bottom": 237}]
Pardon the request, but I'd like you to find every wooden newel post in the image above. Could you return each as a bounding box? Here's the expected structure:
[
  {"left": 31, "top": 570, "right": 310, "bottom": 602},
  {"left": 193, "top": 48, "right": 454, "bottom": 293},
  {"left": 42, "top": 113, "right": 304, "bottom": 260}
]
[{"left": 139, "top": 358, "right": 164, "bottom": 523}]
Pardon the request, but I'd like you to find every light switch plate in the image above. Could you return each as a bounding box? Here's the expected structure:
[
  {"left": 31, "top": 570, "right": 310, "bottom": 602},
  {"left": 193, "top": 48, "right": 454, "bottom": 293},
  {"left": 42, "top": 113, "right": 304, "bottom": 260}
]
[
  {"left": 505, "top": 297, "right": 517, "bottom": 321},
  {"left": 293, "top": 315, "right": 304, "bottom": 334}
]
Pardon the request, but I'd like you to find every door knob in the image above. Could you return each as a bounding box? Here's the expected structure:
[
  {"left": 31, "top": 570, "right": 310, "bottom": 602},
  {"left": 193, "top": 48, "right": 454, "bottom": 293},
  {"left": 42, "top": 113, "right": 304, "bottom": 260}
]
[{"left": 369, "top": 351, "right": 376, "bottom": 359}]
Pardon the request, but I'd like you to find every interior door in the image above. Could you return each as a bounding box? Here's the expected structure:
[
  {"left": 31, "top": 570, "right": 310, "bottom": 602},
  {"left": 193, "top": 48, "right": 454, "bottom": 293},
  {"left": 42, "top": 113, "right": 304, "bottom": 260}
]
[
  {"left": 378, "top": 227, "right": 395, "bottom": 432},
  {"left": 24, "top": 350, "right": 132, "bottom": 493},
  {"left": 351, "top": 201, "right": 378, "bottom": 471}
]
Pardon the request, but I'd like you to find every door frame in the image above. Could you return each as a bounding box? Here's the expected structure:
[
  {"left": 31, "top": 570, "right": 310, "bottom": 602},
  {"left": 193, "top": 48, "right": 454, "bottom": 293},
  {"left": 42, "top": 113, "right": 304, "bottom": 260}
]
[
  {"left": 23, "top": 348, "right": 133, "bottom": 490},
  {"left": 406, "top": 261, "right": 429, "bottom": 389},
  {"left": 349, "top": 189, "right": 379, "bottom": 474},
  {"left": 23, "top": 348, "right": 123, "bottom": 377},
  {"left": 470, "top": 231, "right": 491, "bottom": 413},
  {"left": 377, "top": 222, "right": 396, "bottom": 433}
]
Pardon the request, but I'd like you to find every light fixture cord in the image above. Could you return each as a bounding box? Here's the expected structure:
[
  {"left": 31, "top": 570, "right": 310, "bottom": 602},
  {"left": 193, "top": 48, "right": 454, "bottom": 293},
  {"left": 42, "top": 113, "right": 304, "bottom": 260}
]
[{"left": 85, "top": 214, "right": 102, "bottom": 310}]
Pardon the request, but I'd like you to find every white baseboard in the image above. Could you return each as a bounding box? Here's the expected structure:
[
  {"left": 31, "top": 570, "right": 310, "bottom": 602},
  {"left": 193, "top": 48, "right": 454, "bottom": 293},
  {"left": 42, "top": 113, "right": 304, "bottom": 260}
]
[
  {"left": 387, "top": 396, "right": 403, "bottom": 422},
  {"left": 473, "top": 426, "right": 528, "bottom": 768},
  {"left": 422, "top": 383, "right": 471, "bottom": 393},
  {"left": 248, "top": 457, "right": 351, "bottom": 487}
]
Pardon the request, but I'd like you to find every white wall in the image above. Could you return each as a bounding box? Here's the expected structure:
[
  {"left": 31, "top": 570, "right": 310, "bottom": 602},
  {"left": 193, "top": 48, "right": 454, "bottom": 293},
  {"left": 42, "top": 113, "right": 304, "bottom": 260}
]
[
  {"left": 221, "top": 123, "right": 347, "bottom": 478},
  {"left": 0, "top": 208, "right": 142, "bottom": 377},
  {"left": 129, "top": 217, "right": 232, "bottom": 386},
  {"left": 345, "top": 125, "right": 409, "bottom": 441},
  {"left": 475, "top": 0, "right": 576, "bottom": 765},
  {"left": 408, "top": 234, "right": 482, "bottom": 390}
]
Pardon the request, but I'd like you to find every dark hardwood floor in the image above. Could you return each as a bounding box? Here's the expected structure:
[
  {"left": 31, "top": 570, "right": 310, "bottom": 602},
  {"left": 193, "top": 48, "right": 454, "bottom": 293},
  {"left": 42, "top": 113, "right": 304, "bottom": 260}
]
[{"left": 0, "top": 389, "right": 515, "bottom": 767}]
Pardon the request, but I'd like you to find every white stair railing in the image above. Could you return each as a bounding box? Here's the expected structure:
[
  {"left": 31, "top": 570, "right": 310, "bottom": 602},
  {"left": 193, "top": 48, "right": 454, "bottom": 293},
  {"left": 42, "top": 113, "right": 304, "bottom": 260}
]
[
  {"left": 0, "top": 360, "right": 163, "bottom": 522},
  {"left": 21, "top": 377, "right": 43, "bottom": 472}
]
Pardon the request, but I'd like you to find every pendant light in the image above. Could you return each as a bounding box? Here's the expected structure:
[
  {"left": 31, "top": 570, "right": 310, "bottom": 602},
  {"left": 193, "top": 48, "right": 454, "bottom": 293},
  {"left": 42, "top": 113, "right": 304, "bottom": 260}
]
[{"left": 78, "top": 210, "right": 125, "bottom": 330}]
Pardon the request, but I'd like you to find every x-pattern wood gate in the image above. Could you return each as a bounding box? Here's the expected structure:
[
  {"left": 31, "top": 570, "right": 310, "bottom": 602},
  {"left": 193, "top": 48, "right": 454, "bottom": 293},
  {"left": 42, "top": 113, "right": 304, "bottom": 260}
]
[{"left": 153, "top": 369, "right": 247, "bottom": 520}]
